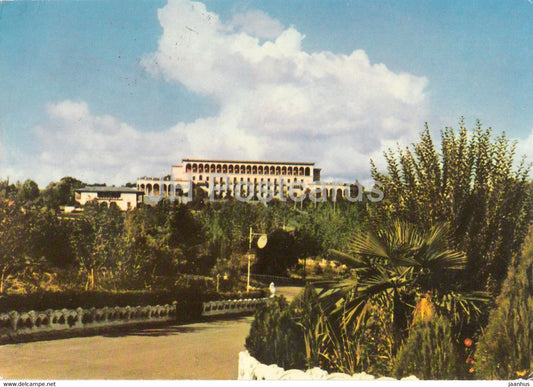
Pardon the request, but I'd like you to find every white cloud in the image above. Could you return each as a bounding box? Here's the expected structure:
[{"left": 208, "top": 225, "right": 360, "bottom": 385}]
[
  {"left": 17, "top": 0, "right": 429, "bottom": 187},
  {"left": 30, "top": 101, "right": 183, "bottom": 186},
  {"left": 141, "top": 0, "right": 429, "bottom": 182},
  {"left": 516, "top": 129, "right": 533, "bottom": 164},
  {"left": 231, "top": 10, "right": 285, "bottom": 40}
]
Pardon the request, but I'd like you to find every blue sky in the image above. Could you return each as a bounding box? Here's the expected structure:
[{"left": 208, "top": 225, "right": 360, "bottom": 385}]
[{"left": 0, "top": 0, "right": 532, "bottom": 187}]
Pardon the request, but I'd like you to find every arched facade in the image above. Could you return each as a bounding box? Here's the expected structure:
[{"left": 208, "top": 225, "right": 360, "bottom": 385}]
[{"left": 137, "top": 159, "right": 330, "bottom": 203}]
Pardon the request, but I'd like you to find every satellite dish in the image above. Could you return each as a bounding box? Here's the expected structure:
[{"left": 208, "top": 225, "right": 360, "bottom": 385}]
[{"left": 257, "top": 235, "right": 268, "bottom": 249}]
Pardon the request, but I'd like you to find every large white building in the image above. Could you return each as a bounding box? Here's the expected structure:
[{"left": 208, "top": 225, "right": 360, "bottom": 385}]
[{"left": 137, "top": 158, "right": 359, "bottom": 203}]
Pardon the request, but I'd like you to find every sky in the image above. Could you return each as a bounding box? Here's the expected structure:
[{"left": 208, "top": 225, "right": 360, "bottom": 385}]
[{"left": 0, "top": 0, "right": 532, "bottom": 188}]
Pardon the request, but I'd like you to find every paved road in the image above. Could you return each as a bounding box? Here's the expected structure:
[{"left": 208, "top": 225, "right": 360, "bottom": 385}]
[
  {"left": 0, "top": 287, "right": 303, "bottom": 380},
  {"left": 0, "top": 316, "right": 254, "bottom": 379},
  {"left": 274, "top": 286, "right": 302, "bottom": 302}
]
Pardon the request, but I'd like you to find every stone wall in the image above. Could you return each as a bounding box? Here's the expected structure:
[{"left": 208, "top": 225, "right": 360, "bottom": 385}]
[{"left": 238, "top": 351, "right": 419, "bottom": 380}]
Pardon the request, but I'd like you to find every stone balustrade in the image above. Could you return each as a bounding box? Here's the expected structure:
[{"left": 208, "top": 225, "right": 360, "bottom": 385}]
[
  {"left": 0, "top": 297, "right": 268, "bottom": 340},
  {"left": 238, "top": 351, "right": 419, "bottom": 381},
  {"left": 201, "top": 298, "right": 269, "bottom": 317},
  {"left": 0, "top": 302, "right": 178, "bottom": 338}
]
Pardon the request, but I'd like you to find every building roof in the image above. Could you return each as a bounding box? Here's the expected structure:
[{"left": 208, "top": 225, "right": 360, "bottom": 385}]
[
  {"left": 76, "top": 186, "right": 144, "bottom": 194},
  {"left": 179, "top": 159, "right": 315, "bottom": 166}
]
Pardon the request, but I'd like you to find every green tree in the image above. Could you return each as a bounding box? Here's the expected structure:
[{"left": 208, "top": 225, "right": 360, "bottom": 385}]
[
  {"left": 245, "top": 296, "right": 307, "bottom": 370},
  {"left": 70, "top": 202, "right": 124, "bottom": 290},
  {"left": 167, "top": 204, "right": 205, "bottom": 248},
  {"left": 0, "top": 201, "right": 29, "bottom": 293},
  {"left": 475, "top": 228, "right": 533, "bottom": 379},
  {"left": 393, "top": 314, "right": 461, "bottom": 379},
  {"left": 371, "top": 121, "right": 532, "bottom": 297},
  {"left": 26, "top": 207, "right": 75, "bottom": 268},
  {"left": 43, "top": 177, "right": 84, "bottom": 208},
  {"left": 18, "top": 179, "right": 40, "bottom": 203},
  {"left": 254, "top": 229, "right": 299, "bottom": 276}
]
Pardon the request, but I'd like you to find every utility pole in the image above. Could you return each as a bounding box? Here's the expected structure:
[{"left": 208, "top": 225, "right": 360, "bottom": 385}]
[
  {"left": 247, "top": 227, "right": 252, "bottom": 292},
  {"left": 247, "top": 227, "right": 267, "bottom": 292}
]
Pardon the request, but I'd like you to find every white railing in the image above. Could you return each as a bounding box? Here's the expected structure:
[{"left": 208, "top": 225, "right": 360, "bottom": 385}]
[
  {"left": 0, "top": 303, "right": 178, "bottom": 338},
  {"left": 238, "top": 351, "right": 419, "bottom": 380},
  {"left": 0, "top": 297, "right": 268, "bottom": 340},
  {"left": 201, "top": 298, "right": 269, "bottom": 317}
]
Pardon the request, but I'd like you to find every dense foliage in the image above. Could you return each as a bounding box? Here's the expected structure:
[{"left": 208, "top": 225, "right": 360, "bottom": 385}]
[
  {"left": 371, "top": 121, "right": 532, "bottom": 297},
  {"left": 245, "top": 295, "right": 307, "bottom": 369},
  {"left": 326, "top": 220, "right": 485, "bottom": 354},
  {"left": 475, "top": 227, "right": 533, "bottom": 379},
  {"left": 0, "top": 177, "right": 369, "bottom": 296},
  {"left": 245, "top": 121, "right": 532, "bottom": 380},
  {"left": 392, "top": 314, "right": 460, "bottom": 379},
  {"left": 1, "top": 120, "right": 531, "bottom": 379}
]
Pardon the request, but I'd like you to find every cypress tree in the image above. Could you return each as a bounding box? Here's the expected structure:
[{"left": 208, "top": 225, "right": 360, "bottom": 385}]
[
  {"left": 475, "top": 228, "right": 533, "bottom": 379},
  {"left": 392, "top": 314, "right": 460, "bottom": 379}
]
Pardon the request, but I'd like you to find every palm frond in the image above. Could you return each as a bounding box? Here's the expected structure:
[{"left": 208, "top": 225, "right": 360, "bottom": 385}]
[{"left": 433, "top": 290, "right": 491, "bottom": 325}]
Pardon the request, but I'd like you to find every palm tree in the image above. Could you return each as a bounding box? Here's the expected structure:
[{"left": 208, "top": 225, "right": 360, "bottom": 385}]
[{"left": 323, "top": 220, "right": 487, "bottom": 353}]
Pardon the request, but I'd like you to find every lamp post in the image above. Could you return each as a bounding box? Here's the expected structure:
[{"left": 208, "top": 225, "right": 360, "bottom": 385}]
[{"left": 247, "top": 227, "right": 267, "bottom": 292}]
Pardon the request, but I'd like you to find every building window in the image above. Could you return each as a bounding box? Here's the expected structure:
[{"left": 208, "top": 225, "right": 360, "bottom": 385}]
[{"left": 97, "top": 191, "right": 121, "bottom": 199}]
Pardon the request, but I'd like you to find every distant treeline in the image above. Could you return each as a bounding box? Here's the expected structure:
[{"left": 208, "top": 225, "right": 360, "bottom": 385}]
[{"left": 0, "top": 176, "right": 370, "bottom": 295}]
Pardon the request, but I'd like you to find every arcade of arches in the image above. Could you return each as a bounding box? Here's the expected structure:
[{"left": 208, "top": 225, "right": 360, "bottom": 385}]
[{"left": 137, "top": 159, "right": 357, "bottom": 202}]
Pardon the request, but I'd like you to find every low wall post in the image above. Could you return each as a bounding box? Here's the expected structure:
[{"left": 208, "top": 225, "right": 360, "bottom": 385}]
[{"left": 8, "top": 311, "right": 19, "bottom": 332}]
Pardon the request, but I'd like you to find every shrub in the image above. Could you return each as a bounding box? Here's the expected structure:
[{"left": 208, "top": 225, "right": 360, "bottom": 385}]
[
  {"left": 290, "top": 285, "right": 325, "bottom": 368},
  {"left": 475, "top": 229, "right": 533, "bottom": 379},
  {"left": 0, "top": 290, "right": 175, "bottom": 313},
  {"left": 245, "top": 296, "right": 307, "bottom": 370},
  {"left": 320, "top": 297, "right": 394, "bottom": 376},
  {"left": 245, "top": 286, "right": 395, "bottom": 375},
  {"left": 392, "top": 314, "right": 460, "bottom": 379}
]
